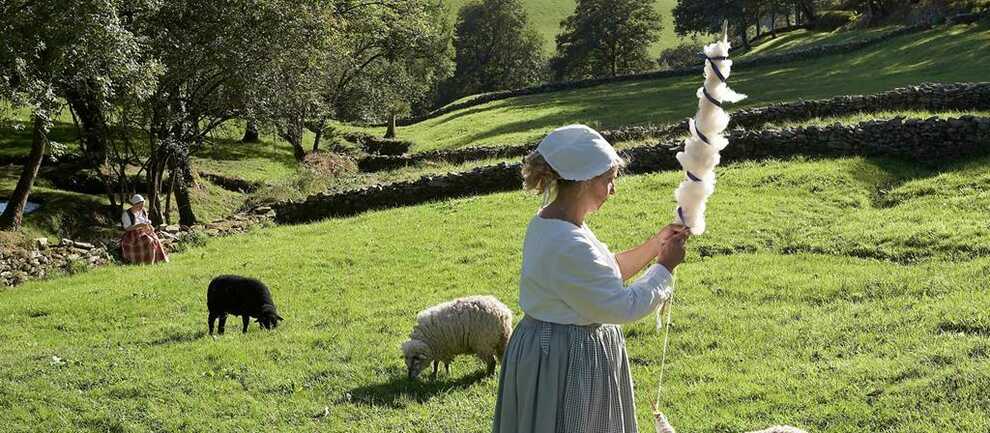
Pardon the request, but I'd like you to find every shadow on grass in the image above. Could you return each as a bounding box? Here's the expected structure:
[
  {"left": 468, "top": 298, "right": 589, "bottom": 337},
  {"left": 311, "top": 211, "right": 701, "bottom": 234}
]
[{"left": 343, "top": 368, "right": 490, "bottom": 408}]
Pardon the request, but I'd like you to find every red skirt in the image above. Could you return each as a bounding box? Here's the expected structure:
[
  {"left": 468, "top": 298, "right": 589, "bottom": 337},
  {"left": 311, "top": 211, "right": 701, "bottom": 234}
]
[{"left": 120, "top": 228, "right": 169, "bottom": 264}]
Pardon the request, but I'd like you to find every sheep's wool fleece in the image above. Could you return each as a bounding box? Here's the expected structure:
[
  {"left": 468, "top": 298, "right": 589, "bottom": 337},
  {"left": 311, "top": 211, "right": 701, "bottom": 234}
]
[{"left": 410, "top": 296, "right": 513, "bottom": 363}]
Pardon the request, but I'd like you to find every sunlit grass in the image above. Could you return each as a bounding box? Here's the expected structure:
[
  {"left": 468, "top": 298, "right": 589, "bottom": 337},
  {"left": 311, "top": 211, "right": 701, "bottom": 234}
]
[{"left": 1, "top": 155, "right": 989, "bottom": 432}]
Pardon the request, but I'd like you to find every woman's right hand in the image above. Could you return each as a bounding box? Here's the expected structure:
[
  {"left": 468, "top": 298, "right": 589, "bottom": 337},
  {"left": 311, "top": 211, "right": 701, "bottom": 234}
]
[{"left": 656, "top": 226, "right": 689, "bottom": 272}]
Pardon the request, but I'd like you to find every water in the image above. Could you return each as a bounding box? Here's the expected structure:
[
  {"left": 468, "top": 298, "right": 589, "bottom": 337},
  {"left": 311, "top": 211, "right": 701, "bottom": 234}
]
[{"left": 0, "top": 200, "right": 41, "bottom": 215}]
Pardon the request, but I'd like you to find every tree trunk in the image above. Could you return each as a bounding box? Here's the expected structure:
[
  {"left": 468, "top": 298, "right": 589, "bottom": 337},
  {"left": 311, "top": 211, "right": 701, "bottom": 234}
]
[
  {"left": 163, "top": 168, "right": 176, "bottom": 225},
  {"left": 313, "top": 117, "right": 327, "bottom": 152},
  {"left": 384, "top": 113, "right": 397, "bottom": 139},
  {"left": 145, "top": 140, "right": 166, "bottom": 227},
  {"left": 66, "top": 87, "right": 120, "bottom": 207},
  {"left": 242, "top": 119, "right": 260, "bottom": 143},
  {"left": 770, "top": 10, "right": 777, "bottom": 38},
  {"left": 738, "top": 19, "right": 752, "bottom": 51},
  {"left": 800, "top": 1, "right": 816, "bottom": 25},
  {"left": 283, "top": 118, "right": 306, "bottom": 162},
  {"left": 0, "top": 115, "right": 47, "bottom": 231},
  {"left": 174, "top": 161, "right": 197, "bottom": 226}
]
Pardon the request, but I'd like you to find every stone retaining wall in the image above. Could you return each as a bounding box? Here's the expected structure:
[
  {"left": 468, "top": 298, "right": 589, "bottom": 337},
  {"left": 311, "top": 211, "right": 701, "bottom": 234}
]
[
  {"left": 356, "top": 82, "right": 990, "bottom": 172},
  {"left": 276, "top": 116, "right": 990, "bottom": 224},
  {"left": 0, "top": 206, "right": 276, "bottom": 287},
  {"left": 0, "top": 239, "right": 111, "bottom": 286}
]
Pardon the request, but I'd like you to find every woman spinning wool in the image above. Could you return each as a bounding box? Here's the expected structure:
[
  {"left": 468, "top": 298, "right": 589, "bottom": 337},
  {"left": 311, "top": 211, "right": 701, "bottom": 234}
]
[
  {"left": 119, "top": 194, "right": 169, "bottom": 264},
  {"left": 492, "top": 124, "right": 689, "bottom": 433}
]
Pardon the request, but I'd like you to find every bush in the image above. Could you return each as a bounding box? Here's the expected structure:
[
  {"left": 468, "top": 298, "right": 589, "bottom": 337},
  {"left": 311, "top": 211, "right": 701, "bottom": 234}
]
[
  {"left": 657, "top": 41, "right": 704, "bottom": 70},
  {"left": 170, "top": 230, "right": 209, "bottom": 254},
  {"left": 361, "top": 137, "right": 412, "bottom": 156},
  {"left": 812, "top": 10, "right": 858, "bottom": 31},
  {"left": 247, "top": 152, "right": 359, "bottom": 206},
  {"left": 303, "top": 152, "right": 358, "bottom": 178},
  {"left": 341, "top": 131, "right": 414, "bottom": 155}
]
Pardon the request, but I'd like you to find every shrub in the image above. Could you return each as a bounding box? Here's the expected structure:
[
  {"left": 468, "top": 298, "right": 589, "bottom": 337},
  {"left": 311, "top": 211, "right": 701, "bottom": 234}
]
[
  {"left": 247, "top": 152, "right": 359, "bottom": 206},
  {"left": 341, "top": 131, "right": 413, "bottom": 155},
  {"left": 171, "top": 230, "right": 209, "bottom": 254},
  {"left": 812, "top": 10, "right": 858, "bottom": 31},
  {"left": 303, "top": 152, "right": 358, "bottom": 178},
  {"left": 361, "top": 137, "right": 412, "bottom": 155},
  {"left": 657, "top": 41, "right": 704, "bottom": 70}
]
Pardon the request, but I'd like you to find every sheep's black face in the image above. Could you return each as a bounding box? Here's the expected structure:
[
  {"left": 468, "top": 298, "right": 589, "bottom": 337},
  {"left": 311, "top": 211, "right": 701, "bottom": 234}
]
[{"left": 258, "top": 306, "right": 284, "bottom": 330}]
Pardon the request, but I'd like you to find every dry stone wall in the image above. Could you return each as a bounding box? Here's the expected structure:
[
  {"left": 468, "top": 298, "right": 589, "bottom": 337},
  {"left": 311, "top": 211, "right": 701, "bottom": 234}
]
[{"left": 277, "top": 116, "right": 990, "bottom": 224}]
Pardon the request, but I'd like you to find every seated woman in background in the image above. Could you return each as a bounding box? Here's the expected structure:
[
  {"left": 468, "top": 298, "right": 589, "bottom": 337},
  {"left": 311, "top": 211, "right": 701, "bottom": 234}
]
[{"left": 120, "top": 194, "right": 169, "bottom": 264}]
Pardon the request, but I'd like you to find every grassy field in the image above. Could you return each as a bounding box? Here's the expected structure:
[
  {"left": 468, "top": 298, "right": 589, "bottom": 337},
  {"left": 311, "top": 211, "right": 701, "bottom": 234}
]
[
  {"left": 443, "top": 0, "right": 683, "bottom": 56},
  {"left": 363, "top": 22, "right": 990, "bottom": 152},
  {"left": 738, "top": 26, "right": 897, "bottom": 59},
  {"left": 2, "top": 154, "right": 989, "bottom": 432}
]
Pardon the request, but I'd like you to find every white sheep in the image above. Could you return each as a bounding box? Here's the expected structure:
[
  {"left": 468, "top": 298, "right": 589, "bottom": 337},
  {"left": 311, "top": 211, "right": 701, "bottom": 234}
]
[{"left": 401, "top": 295, "right": 513, "bottom": 380}]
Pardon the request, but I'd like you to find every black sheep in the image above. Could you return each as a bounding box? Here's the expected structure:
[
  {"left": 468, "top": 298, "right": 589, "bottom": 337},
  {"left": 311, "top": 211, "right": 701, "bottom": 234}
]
[{"left": 207, "top": 275, "right": 284, "bottom": 335}]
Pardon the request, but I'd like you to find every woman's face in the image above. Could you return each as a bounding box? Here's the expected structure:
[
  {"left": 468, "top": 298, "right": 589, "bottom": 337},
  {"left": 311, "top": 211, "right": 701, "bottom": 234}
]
[
  {"left": 584, "top": 167, "right": 617, "bottom": 212},
  {"left": 133, "top": 202, "right": 144, "bottom": 211}
]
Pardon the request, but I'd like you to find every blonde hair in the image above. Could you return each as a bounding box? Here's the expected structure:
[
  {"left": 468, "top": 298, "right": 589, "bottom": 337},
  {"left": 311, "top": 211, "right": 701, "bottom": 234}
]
[{"left": 521, "top": 151, "right": 624, "bottom": 201}]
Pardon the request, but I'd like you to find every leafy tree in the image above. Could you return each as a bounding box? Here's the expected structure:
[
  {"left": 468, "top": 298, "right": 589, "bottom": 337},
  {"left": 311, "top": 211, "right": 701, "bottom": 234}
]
[
  {"left": 672, "top": 0, "right": 759, "bottom": 50},
  {"left": 550, "top": 0, "right": 663, "bottom": 80},
  {"left": 672, "top": 0, "right": 823, "bottom": 50},
  {"left": 256, "top": 0, "right": 453, "bottom": 151},
  {"left": 445, "top": 0, "right": 547, "bottom": 103},
  {"left": 328, "top": 0, "right": 452, "bottom": 140},
  {"left": 0, "top": 0, "right": 157, "bottom": 231}
]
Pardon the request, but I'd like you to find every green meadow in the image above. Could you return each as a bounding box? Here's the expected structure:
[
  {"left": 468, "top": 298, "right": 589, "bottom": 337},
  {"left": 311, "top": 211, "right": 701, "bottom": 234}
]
[{"left": 2, "top": 155, "right": 989, "bottom": 432}]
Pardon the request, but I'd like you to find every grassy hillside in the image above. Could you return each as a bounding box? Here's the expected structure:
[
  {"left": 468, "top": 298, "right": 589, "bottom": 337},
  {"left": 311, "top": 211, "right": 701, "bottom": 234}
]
[
  {"left": 442, "top": 0, "right": 682, "bottom": 56},
  {"left": 738, "top": 26, "right": 898, "bottom": 59},
  {"left": 2, "top": 154, "right": 989, "bottom": 432},
  {"left": 367, "top": 22, "right": 989, "bottom": 152}
]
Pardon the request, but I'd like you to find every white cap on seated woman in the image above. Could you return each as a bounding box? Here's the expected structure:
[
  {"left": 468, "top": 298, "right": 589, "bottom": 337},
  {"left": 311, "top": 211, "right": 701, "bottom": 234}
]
[{"left": 122, "top": 194, "right": 152, "bottom": 230}]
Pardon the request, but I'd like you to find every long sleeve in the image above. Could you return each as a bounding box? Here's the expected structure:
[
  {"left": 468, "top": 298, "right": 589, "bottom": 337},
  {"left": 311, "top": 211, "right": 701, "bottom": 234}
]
[{"left": 552, "top": 237, "right": 673, "bottom": 324}]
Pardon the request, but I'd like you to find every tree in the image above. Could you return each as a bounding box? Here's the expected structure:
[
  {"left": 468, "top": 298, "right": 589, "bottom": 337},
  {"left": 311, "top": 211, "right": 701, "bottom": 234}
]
[
  {"left": 0, "top": 0, "right": 157, "bottom": 231},
  {"left": 550, "top": 0, "right": 663, "bottom": 80},
  {"left": 336, "top": 0, "right": 453, "bottom": 139},
  {"left": 673, "top": 0, "right": 760, "bottom": 51},
  {"left": 258, "top": 0, "right": 453, "bottom": 150},
  {"left": 133, "top": 0, "right": 338, "bottom": 224},
  {"left": 673, "top": 0, "right": 823, "bottom": 50},
  {"left": 446, "top": 0, "right": 547, "bottom": 102},
  {"left": 840, "top": 0, "right": 894, "bottom": 24}
]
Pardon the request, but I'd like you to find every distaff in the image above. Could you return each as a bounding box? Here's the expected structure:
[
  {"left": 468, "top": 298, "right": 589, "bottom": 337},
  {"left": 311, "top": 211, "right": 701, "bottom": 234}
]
[
  {"left": 655, "top": 21, "right": 747, "bottom": 433},
  {"left": 673, "top": 21, "right": 747, "bottom": 235}
]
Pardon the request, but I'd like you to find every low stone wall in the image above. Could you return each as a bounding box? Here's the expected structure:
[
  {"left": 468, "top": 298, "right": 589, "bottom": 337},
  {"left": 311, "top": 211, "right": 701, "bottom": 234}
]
[
  {"left": 274, "top": 163, "right": 522, "bottom": 223},
  {"left": 0, "top": 206, "right": 277, "bottom": 287},
  {"left": 358, "top": 145, "right": 534, "bottom": 172},
  {"left": 623, "top": 115, "right": 990, "bottom": 173},
  {"left": 276, "top": 116, "right": 990, "bottom": 224},
  {"left": 730, "top": 82, "right": 990, "bottom": 129},
  {"left": 0, "top": 239, "right": 111, "bottom": 286},
  {"left": 357, "top": 82, "right": 989, "bottom": 173},
  {"left": 198, "top": 172, "right": 263, "bottom": 193}
]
